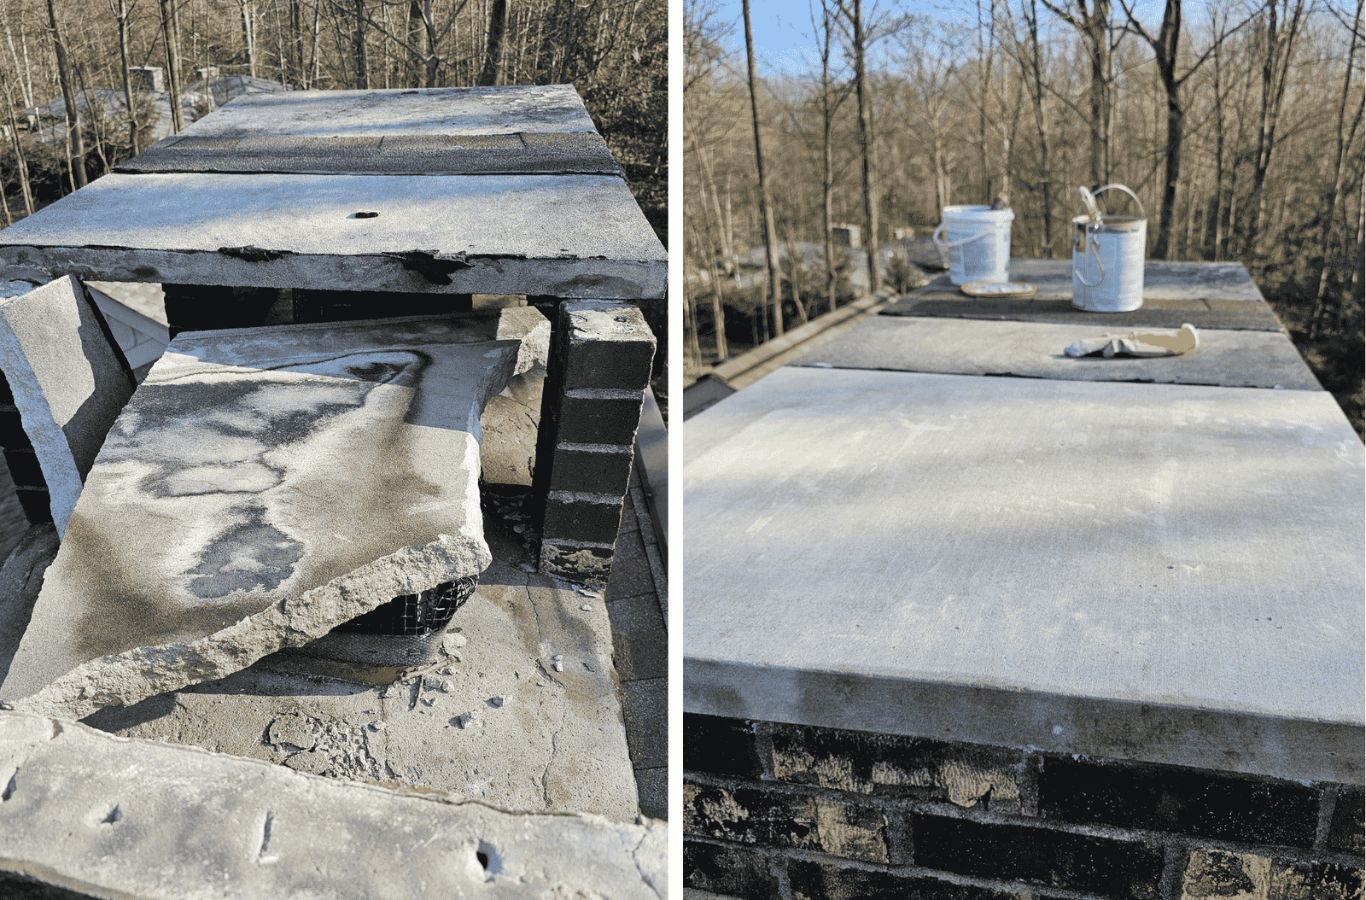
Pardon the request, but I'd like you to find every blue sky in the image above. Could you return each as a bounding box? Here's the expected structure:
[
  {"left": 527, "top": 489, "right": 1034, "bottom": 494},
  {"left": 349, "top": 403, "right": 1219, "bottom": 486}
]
[{"left": 712, "top": 0, "right": 1207, "bottom": 76}]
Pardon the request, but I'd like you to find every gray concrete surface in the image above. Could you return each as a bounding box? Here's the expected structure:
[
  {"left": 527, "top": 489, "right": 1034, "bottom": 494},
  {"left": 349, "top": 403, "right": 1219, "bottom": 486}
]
[
  {"left": 794, "top": 315, "right": 1321, "bottom": 390},
  {"left": 0, "top": 277, "right": 135, "bottom": 534},
  {"left": 0, "top": 711, "right": 665, "bottom": 898},
  {"left": 118, "top": 84, "right": 619, "bottom": 177},
  {"left": 0, "top": 172, "right": 668, "bottom": 299},
  {"left": 887, "top": 259, "right": 1282, "bottom": 330},
  {"left": 130, "top": 84, "right": 600, "bottom": 141},
  {"left": 3, "top": 314, "right": 523, "bottom": 718},
  {"left": 684, "top": 366, "right": 1364, "bottom": 784},
  {"left": 608, "top": 480, "right": 668, "bottom": 819}
]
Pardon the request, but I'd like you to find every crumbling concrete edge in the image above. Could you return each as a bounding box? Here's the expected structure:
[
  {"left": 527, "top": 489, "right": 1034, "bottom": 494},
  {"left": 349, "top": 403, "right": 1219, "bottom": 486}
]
[
  {"left": 9, "top": 528, "right": 492, "bottom": 721},
  {"left": 0, "top": 711, "right": 666, "bottom": 899}
]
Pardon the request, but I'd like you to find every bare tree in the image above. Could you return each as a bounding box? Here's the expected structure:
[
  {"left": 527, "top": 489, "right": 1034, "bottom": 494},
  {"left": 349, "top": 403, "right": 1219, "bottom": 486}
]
[
  {"left": 159, "top": 0, "right": 185, "bottom": 132},
  {"left": 478, "top": 0, "right": 508, "bottom": 86},
  {"left": 45, "top": 0, "right": 87, "bottom": 188},
  {"left": 1042, "top": 0, "right": 1119, "bottom": 185},
  {"left": 741, "top": 0, "right": 783, "bottom": 337},
  {"left": 109, "top": 0, "right": 141, "bottom": 154},
  {"left": 1310, "top": 0, "right": 1364, "bottom": 335},
  {"left": 840, "top": 0, "right": 881, "bottom": 292},
  {"left": 1244, "top": 0, "right": 1308, "bottom": 253},
  {"left": 1119, "top": 0, "right": 1251, "bottom": 258}
]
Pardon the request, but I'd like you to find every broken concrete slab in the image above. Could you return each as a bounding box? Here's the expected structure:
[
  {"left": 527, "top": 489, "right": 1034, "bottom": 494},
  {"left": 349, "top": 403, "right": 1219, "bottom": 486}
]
[
  {"left": 2, "top": 313, "right": 523, "bottom": 719},
  {"left": 85, "top": 556, "right": 641, "bottom": 819},
  {"left": 0, "top": 711, "right": 665, "bottom": 898},
  {"left": 794, "top": 316, "right": 1321, "bottom": 390},
  {"left": 0, "top": 172, "right": 668, "bottom": 300},
  {"left": 481, "top": 305, "right": 549, "bottom": 487},
  {"left": 684, "top": 366, "right": 1364, "bottom": 784},
  {"left": 0, "top": 276, "right": 135, "bottom": 535}
]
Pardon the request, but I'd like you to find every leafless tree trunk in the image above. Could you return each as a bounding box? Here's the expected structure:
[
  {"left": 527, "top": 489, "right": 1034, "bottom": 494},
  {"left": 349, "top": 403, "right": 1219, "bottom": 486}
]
[
  {"left": 1120, "top": 0, "right": 1247, "bottom": 258},
  {"left": 843, "top": 0, "right": 881, "bottom": 292},
  {"left": 815, "top": 0, "right": 842, "bottom": 312},
  {"left": 741, "top": 0, "right": 784, "bottom": 336},
  {"left": 1044, "top": 0, "right": 1116, "bottom": 186},
  {"left": 1309, "top": 0, "right": 1363, "bottom": 336},
  {"left": 46, "top": 0, "right": 87, "bottom": 188},
  {"left": 1245, "top": 0, "right": 1307, "bottom": 254},
  {"left": 478, "top": 0, "right": 507, "bottom": 86},
  {"left": 352, "top": 0, "right": 369, "bottom": 88},
  {"left": 159, "top": 0, "right": 185, "bottom": 132},
  {"left": 239, "top": 0, "right": 258, "bottom": 77},
  {"left": 111, "top": 0, "right": 141, "bottom": 154}
]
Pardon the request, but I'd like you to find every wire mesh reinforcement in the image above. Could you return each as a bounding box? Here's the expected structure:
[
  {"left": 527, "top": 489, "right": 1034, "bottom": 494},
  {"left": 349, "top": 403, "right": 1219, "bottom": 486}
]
[{"left": 336, "top": 576, "right": 478, "bottom": 636}]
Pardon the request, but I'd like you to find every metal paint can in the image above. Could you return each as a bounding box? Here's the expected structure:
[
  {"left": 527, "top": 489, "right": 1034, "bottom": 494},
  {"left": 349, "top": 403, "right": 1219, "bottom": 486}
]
[
  {"left": 932, "top": 205, "right": 1014, "bottom": 285},
  {"left": 1072, "top": 184, "right": 1146, "bottom": 313}
]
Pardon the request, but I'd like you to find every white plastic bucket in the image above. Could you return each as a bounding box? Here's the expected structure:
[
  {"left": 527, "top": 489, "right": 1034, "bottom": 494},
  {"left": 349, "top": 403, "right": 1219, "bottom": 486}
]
[
  {"left": 932, "top": 205, "right": 1013, "bottom": 285},
  {"left": 1072, "top": 184, "right": 1146, "bottom": 313}
]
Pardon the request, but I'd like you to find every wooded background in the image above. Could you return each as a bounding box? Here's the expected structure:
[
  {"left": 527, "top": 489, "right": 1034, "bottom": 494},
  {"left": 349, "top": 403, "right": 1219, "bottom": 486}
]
[
  {"left": 0, "top": 0, "right": 666, "bottom": 237},
  {"left": 685, "top": 0, "right": 1364, "bottom": 430}
]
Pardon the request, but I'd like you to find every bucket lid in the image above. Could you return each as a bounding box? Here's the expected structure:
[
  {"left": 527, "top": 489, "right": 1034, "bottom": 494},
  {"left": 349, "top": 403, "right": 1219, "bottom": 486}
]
[{"left": 943, "top": 204, "right": 1014, "bottom": 221}]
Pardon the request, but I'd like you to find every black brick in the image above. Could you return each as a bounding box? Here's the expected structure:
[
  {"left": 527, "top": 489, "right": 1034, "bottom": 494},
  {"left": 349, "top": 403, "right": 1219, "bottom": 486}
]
[
  {"left": 1039, "top": 757, "right": 1320, "bottom": 847},
  {"left": 911, "top": 814, "right": 1165, "bottom": 898},
  {"left": 562, "top": 334, "right": 655, "bottom": 392},
  {"left": 1270, "top": 859, "right": 1364, "bottom": 899},
  {"left": 684, "top": 839, "right": 776, "bottom": 898},
  {"left": 555, "top": 393, "right": 644, "bottom": 445},
  {"left": 540, "top": 496, "right": 624, "bottom": 543},
  {"left": 685, "top": 779, "right": 890, "bottom": 863},
  {"left": 684, "top": 714, "right": 764, "bottom": 779},
  {"left": 787, "top": 859, "right": 1019, "bottom": 900},
  {"left": 14, "top": 487, "right": 52, "bottom": 523},
  {"left": 547, "top": 444, "right": 634, "bottom": 497},
  {"left": 1329, "top": 787, "right": 1365, "bottom": 854},
  {"left": 769, "top": 723, "right": 1023, "bottom": 810},
  {"left": 0, "top": 409, "right": 31, "bottom": 452},
  {"left": 2, "top": 449, "right": 43, "bottom": 487}
]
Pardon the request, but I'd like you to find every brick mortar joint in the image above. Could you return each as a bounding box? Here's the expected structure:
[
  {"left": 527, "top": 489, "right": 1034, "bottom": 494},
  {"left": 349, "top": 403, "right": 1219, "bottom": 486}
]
[{"left": 683, "top": 770, "right": 1365, "bottom": 869}]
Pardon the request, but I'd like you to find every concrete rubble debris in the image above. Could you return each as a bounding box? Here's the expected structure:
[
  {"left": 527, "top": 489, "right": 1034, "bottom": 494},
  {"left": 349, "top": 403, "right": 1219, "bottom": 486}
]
[
  {"left": 0, "top": 711, "right": 665, "bottom": 898},
  {"left": 0, "top": 277, "right": 136, "bottom": 535},
  {"left": 1, "top": 313, "right": 526, "bottom": 719}
]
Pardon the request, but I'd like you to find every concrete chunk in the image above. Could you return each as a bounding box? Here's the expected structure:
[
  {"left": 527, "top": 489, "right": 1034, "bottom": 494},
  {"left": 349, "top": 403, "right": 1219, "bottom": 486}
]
[
  {"left": 0, "top": 277, "right": 134, "bottom": 534},
  {"left": 0, "top": 711, "right": 665, "bottom": 899},
  {"left": 2, "top": 314, "right": 522, "bottom": 718}
]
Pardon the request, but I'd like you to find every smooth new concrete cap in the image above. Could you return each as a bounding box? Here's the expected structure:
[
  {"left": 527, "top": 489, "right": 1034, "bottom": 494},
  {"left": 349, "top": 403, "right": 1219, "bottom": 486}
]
[
  {"left": 684, "top": 367, "right": 1364, "bottom": 784},
  {"left": 0, "top": 172, "right": 667, "bottom": 299},
  {"left": 2, "top": 314, "right": 523, "bottom": 718},
  {"left": 0, "top": 712, "right": 665, "bottom": 898},
  {"left": 795, "top": 316, "right": 1321, "bottom": 391},
  {"left": 0, "top": 277, "right": 134, "bottom": 535},
  {"left": 887, "top": 260, "right": 1282, "bottom": 331}
]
